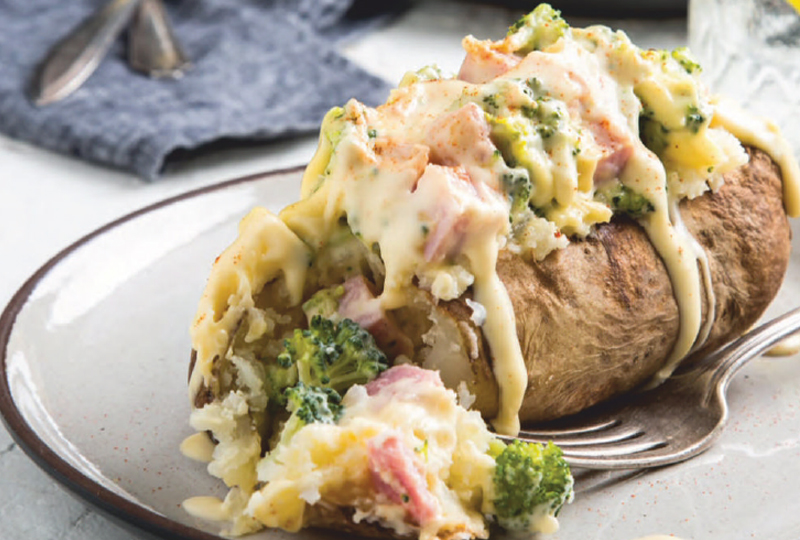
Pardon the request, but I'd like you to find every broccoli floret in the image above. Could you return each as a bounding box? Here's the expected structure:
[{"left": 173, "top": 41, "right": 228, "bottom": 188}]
[
  {"left": 671, "top": 47, "right": 702, "bottom": 75},
  {"left": 491, "top": 98, "right": 565, "bottom": 158},
  {"left": 302, "top": 285, "right": 345, "bottom": 322},
  {"left": 489, "top": 104, "right": 568, "bottom": 218},
  {"left": 264, "top": 359, "right": 299, "bottom": 407},
  {"left": 277, "top": 315, "right": 388, "bottom": 394},
  {"left": 639, "top": 103, "right": 708, "bottom": 156},
  {"left": 639, "top": 115, "right": 670, "bottom": 156},
  {"left": 507, "top": 4, "right": 569, "bottom": 54},
  {"left": 276, "top": 382, "right": 343, "bottom": 445},
  {"left": 285, "top": 382, "right": 343, "bottom": 425},
  {"left": 490, "top": 440, "right": 574, "bottom": 533},
  {"left": 483, "top": 93, "right": 501, "bottom": 112},
  {"left": 595, "top": 183, "right": 655, "bottom": 218},
  {"left": 502, "top": 172, "right": 533, "bottom": 217},
  {"left": 522, "top": 77, "right": 545, "bottom": 100},
  {"left": 685, "top": 105, "right": 707, "bottom": 134},
  {"left": 399, "top": 64, "right": 445, "bottom": 87},
  {"left": 489, "top": 115, "right": 528, "bottom": 169}
]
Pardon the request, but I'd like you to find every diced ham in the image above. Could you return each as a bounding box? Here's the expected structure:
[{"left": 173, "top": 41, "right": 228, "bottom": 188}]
[
  {"left": 373, "top": 141, "right": 430, "bottom": 190},
  {"left": 584, "top": 114, "right": 635, "bottom": 184},
  {"left": 423, "top": 212, "right": 470, "bottom": 263},
  {"left": 593, "top": 143, "right": 633, "bottom": 184},
  {"left": 457, "top": 36, "right": 520, "bottom": 84},
  {"left": 414, "top": 166, "right": 484, "bottom": 263},
  {"left": 338, "top": 276, "right": 413, "bottom": 359},
  {"left": 367, "top": 432, "right": 440, "bottom": 525},
  {"left": 365, "top": 364, "right": 444, "bottom": 397},
  {"left": 426, "top": 103, "right": 498, "bottom": 189},
  {"left": 502, "top": 43, "right": 637, "bottom": 184}
]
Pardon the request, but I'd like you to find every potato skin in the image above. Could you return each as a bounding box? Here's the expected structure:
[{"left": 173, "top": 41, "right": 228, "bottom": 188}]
[{"left": 501, "top": 148, "right": 791, "bottom": 423}]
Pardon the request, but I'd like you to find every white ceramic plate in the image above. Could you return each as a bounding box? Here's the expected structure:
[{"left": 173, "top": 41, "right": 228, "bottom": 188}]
[{"left": 1, "top": 167, "right": 799, "bottom": 540}]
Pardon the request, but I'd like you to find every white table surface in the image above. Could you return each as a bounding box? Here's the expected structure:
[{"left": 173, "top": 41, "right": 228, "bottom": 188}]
[{"left": 0, "top": 3, "right": 686, "bottom": 539}]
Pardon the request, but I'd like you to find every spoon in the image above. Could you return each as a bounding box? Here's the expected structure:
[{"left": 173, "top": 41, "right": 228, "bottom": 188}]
[{"left": 128, "top": 0, "right": 191, "bottom": 78}]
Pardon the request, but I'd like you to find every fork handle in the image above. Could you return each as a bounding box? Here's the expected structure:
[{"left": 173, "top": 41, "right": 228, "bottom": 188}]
[{"left": 702, "top": 306, "right": 800, "bottom": 404}]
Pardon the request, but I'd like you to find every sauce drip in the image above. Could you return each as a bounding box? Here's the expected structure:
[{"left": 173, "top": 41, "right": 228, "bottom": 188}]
[
  {"left": 470, "top": 241, "right": 526, "bottom": 435},
  {"left": 189, "top": 208, "right": 310, "bottom": 398},
  {"left": 180, "top": 432, "right": 215, "bottom": 463},
  {"left": 711, "top": 97, "right": 800, "bottom": 218},
  {"left": 182, "top": 496, "right": 229, "bottom": 521},
  {"left": 670, "top": 198, "right": 716, "bottom": 355},
  {"left": 623, "top": 151, "right": 708, "bottom": 384},
  {"left": 765, "top": 334, "right": 800, "bottom": 357}
]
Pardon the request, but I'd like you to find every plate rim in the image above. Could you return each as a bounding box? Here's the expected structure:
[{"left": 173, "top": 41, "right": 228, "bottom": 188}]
[{"left": 0, "top": 165, "right": 305, "bottom": 540}]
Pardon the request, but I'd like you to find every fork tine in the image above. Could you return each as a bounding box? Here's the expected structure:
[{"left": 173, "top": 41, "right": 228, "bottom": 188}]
[
  {"left": 520, "top": 418, "right": 619, "bottom": 437},
  {"left": 517, "top": 425, "right": 644, "bottom": 447},
  {"left": 558, "top": 438, "right": 667, "bottom": 459}
]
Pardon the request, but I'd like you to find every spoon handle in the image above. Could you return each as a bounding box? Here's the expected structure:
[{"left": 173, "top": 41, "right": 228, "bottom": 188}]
[{"left": 30, "top": 0, "right": 141, "bottom": 106}]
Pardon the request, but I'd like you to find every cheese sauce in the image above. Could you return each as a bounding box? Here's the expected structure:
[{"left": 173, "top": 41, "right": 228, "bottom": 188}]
[
  {"left": 711, "top": 97, "right": 800, "bottom": 218},
  {"left": 671, "top": 199, "right": 716, "bottom": 354},
  {"left": 469, "top": 241, "right": 526, "bottom": 435},
  {"left": 765, "top": 334, "right": 800, "bottom": 357},
  {"left": 189, "top": 208, "right": 311, "bottom": 397},
  {"left": 183, "top": 496, "right": 229, "bottom": 521},
  {"left": 180, "top": 432, "right": 216, "bottom": 463}
]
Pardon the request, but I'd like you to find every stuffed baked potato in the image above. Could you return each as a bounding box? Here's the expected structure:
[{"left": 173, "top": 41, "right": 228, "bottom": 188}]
[{"left": 183, "top": 4, "right": 800, "bottom": 538}]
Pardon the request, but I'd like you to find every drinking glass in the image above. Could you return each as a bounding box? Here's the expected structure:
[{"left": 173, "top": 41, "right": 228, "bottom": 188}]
[{"left": 689, "top": 0, "right": 800, "bottom": 154}]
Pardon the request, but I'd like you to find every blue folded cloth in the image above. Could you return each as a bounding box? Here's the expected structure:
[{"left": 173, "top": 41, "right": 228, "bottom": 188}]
[{"left": 0, "top": 0, "right": 403, "bottom": 180}]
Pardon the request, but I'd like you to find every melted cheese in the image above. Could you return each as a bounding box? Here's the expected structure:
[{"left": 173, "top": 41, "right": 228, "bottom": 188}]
[
  {"left": 180, "top": 432, "right": 216, "bottom": 463},
  {"left": 189, "top": 208, "right": 310, "bottom": 397},
  {"left": 183, "top": 496, "right": 229, "bottom": 521},
  {"left": 711, "top": 97, "right": 800, "bottom": 217},
  {"left": 765, "top": 334, "right": 800, "bottom": 357},
  {"left": 470, "top": 241, "right": 525, "bottom": 435},
  {"left": 640, "top": 200, "right": 704, "bottom": 384}
]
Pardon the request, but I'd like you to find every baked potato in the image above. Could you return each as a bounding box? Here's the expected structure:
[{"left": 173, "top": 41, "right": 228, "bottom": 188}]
[{"left": 183, "top": 4, "right": 799, "bottom": 538}]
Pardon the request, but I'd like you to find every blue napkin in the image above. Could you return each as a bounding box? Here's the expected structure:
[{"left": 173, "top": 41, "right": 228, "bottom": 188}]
[{"left": 0, "top": 0, "right": 404, "bottom": 180}]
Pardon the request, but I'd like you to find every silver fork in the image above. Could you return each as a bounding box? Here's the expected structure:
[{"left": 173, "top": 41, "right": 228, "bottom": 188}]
[{"left": 500, "top": 306, "right": 800, "bottom": 469}]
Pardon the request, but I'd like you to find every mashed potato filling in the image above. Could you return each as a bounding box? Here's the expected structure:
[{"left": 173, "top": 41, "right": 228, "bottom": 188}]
[{"left": 249, "top": 367, "right": 496, "bottom": 540}]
